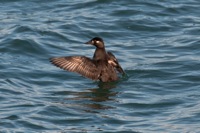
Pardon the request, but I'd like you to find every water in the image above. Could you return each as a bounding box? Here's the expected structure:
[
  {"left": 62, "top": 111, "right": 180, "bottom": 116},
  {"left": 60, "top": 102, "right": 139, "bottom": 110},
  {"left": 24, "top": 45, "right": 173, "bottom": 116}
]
[{"left": 0, "top": 0, "right": 200, "bottom": 132}]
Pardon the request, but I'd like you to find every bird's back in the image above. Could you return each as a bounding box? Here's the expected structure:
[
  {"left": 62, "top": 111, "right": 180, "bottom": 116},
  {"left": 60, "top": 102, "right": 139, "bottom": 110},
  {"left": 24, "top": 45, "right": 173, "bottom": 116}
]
[{"left": 96, "top": 60, "right": 118, "bottom": 82}]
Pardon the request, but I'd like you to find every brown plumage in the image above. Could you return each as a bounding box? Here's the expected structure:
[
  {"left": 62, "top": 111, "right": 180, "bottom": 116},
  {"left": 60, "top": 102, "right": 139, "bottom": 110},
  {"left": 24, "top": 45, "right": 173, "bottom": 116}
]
[
  {"left": 50, "top": 37, "right": 124, "bottom": 82},
  {"left": 50, "top": 56, "right": 100, "bottom": 80}
]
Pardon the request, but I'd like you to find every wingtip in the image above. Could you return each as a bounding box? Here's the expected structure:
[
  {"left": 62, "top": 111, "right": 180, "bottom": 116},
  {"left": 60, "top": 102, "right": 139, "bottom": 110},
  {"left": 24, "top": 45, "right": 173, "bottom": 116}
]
[{"left": 49, "top": 57, "right": 54, "bottom": 62}]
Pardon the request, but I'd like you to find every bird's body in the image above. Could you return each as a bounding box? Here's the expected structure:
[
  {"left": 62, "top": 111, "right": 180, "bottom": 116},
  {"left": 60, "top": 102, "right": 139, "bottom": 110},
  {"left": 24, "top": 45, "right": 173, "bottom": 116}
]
[{"left": 50, "top": 37, "right": 124, "bottom": 82}]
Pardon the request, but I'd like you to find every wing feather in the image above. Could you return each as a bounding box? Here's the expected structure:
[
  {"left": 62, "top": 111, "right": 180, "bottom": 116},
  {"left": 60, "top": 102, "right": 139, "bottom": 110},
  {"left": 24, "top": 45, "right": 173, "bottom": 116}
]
[
  {"left": 50, "top": 56, "right": 100, "bottom": 80},
  {"left": 107, "top": 52, "right": 125, "bottom": 74}
]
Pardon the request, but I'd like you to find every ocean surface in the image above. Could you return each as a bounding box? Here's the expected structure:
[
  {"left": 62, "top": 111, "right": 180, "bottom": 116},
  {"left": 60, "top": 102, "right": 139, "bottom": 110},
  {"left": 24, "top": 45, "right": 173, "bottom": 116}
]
[{"left": 0, "top": 0, "right": 200, "bottom": 132}]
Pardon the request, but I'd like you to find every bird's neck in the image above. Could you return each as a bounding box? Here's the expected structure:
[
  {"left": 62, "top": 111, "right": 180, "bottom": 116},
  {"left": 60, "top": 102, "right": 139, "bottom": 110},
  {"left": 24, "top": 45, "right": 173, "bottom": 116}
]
[{"left": 93, "top": 48, "right": 107, "bottom": 61}]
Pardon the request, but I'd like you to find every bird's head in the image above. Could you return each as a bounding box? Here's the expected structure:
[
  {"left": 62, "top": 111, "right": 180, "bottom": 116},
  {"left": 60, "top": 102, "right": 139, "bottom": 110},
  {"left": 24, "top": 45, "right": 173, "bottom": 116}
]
[{"left": 85, "top": 37, "right": 104, "bottom": 48}]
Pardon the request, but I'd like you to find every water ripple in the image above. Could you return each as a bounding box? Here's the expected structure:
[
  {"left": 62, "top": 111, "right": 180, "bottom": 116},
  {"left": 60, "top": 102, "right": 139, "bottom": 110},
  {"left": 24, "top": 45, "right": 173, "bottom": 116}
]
[{"left": 0, "top": 0, "right": 200, "bottom": 132}]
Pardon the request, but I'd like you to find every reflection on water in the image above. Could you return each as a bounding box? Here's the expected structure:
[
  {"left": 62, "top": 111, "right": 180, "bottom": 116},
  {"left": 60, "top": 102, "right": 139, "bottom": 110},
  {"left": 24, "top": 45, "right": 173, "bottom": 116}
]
[
  {"left": 1, "top": 0, "right": 199, "bottom": 132},
  {"left": 60, "top": 82, "right": 119, "bottom": 112}
]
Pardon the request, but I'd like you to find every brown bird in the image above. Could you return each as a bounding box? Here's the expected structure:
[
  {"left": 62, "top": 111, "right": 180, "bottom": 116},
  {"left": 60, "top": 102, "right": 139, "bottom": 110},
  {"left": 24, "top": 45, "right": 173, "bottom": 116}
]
[{"left": 50, "top": 37, "right": 125, "bottom": 82}]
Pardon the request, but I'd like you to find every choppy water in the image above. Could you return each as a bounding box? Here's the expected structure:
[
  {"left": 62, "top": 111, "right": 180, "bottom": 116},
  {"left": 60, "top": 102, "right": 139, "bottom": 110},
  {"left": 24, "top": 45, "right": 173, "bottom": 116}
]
[{"left": 1, "top": 0, "right": 200, "bottom": 132}]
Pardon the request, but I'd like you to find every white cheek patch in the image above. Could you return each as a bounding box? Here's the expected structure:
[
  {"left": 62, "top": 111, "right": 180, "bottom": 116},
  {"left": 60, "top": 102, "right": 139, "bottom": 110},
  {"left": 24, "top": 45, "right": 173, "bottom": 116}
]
[{"left": 96, "top": 40, "right": 99, "bottom": 43}]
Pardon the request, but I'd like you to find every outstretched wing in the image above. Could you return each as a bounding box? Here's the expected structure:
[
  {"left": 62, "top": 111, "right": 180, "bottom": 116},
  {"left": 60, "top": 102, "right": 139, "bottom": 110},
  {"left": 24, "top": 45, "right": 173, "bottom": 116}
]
[
  {"left": 107, "top": 52, "right": 125, "bottom": 74},
  {"left": 50, "top": 56, "right": 100, "bottom": 80}
]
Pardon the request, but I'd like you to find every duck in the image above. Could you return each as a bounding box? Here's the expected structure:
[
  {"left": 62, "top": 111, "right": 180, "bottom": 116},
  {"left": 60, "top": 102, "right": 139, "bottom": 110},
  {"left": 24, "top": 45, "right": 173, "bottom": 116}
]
[{"left": 50, "top": 37, "right": 125, "bottom": 82}]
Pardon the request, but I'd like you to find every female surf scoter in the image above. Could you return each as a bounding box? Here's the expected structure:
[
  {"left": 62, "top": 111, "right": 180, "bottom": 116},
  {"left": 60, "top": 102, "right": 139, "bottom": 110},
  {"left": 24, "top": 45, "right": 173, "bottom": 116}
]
[{"left": 50, "top": 37, "right": 125, "bottom": 82}]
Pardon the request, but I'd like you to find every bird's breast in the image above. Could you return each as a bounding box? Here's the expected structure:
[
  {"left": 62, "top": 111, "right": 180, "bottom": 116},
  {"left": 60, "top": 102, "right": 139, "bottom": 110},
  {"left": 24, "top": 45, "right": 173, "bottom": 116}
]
[{"left": 93, "top": 48, "right": 107, "bottom": 61}]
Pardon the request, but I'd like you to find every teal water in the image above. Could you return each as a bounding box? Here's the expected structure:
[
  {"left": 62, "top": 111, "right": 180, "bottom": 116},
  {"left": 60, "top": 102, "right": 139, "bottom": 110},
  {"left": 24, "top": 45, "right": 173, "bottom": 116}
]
[{"left": 1, "top": 0, "right": 200, "bottom": 132}]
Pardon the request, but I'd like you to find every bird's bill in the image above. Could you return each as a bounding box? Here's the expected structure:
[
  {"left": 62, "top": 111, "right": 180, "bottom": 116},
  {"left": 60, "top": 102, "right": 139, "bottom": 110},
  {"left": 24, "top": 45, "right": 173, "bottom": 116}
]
[{"left": 85, "top": 40, "right": 93, "bottom": 45}]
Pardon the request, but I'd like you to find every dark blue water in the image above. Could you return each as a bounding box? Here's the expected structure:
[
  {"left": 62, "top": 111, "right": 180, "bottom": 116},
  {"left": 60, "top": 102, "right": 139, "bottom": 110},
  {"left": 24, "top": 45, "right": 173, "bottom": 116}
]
[{"left": 1, "top": 0, "right": 200, "bottom": 132}]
